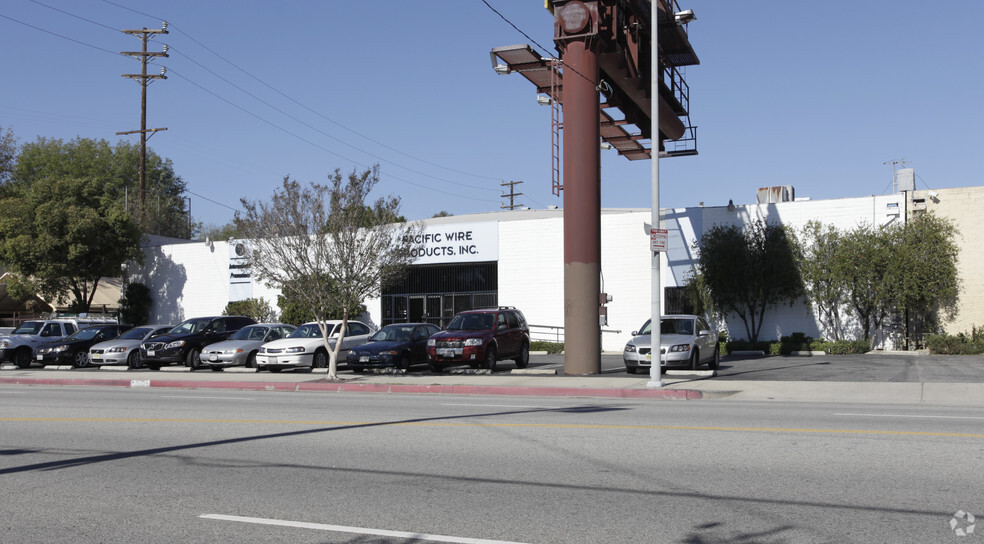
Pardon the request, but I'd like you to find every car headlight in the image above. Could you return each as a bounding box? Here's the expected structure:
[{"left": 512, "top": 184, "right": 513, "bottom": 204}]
[
  {"left": 53, "top": 345, "right": 69, "bottom": 352},
  {"left": 224, "top": 349, "right": 243, "bottom": 355},
  {"left": 426, "top": 339, "right": 436, "bottom": 347},
  {"left": 624, "top": 344, "right": 637, "bottom": 353},
  {"left": 1, "top": 340, "right": 9, "bottom": 348},
  {"left": 668, "top": 344, "right": 691, "bottom": 352},
  {"left": 463, "top": 338, "right": 483, "bottom": 347},
  {"left": 165, "top": 340, "right": 186, "bottom": 350},
  {"left": 107, "top": 347, "right": 127, "bottom": 353},
  {"left": 284, "top": 346, "right": 305, "bottom": 353}
]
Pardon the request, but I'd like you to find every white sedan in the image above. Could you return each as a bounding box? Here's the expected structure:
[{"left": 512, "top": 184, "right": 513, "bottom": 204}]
[{"left": 255, "top": 320, "right": 373, "bottom": 372}]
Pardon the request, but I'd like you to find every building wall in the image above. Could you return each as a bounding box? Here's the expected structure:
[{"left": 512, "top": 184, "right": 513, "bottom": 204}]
[
  {"left": 912, "top": 187, "right": 984, "bottom": 335},
  {"left": 133, "top": 187, "right": 982, "bottom": 352}
]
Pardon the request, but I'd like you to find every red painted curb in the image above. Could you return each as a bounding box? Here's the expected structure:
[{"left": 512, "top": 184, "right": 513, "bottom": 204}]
[{"left": 0, "top": 377, "right": 702, "bottom": 400}]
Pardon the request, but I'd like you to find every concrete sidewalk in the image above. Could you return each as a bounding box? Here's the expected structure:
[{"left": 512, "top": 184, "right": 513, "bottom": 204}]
[{"left": 2, "top": 364, "right": 984, "bottom": 406}]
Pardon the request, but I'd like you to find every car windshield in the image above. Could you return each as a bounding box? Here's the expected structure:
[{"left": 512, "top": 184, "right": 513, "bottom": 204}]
[
  {"left": 170, "top": 318, "right": 211, "bottom": 334},
  {"left": 446, "top": 313, "right": 494, "bottom": 331},
  {"left": 230, "top": 325, "right": 269, "bottom": 341},
  {"left": 119, "top": 327, "right": 153, "bottom": 340},
  {"left": 12, "top": 321, "right": 44, "bottom": 335},
  {"left": 661, "top": 318, "right": 695, "bottom": 336},
  {"left": 66, "top": 327, "right": 103, "bottom": 341},
  {"left": 288, "top": 324, "right": 326, "bottom": 339},
  {"left": 638, "top": 318, "right": 695, "bottom": 336},
  {"left": 370, "top": 325, "right": 414, "bottom": 342}
]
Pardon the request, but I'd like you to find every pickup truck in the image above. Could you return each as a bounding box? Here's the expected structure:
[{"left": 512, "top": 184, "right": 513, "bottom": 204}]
[{"left": 0, "top": 318, "right": 116, "bottom": 368}]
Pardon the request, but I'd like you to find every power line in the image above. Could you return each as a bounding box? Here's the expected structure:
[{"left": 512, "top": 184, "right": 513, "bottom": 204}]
[
  {"left": 0, "top": 13, "right": 118, "bottom": 56},
  {"left": 100, "top": 0, "right": 505, "bottom": 184}
]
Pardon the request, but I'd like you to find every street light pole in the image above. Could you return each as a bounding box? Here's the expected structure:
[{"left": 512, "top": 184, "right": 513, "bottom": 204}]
[{"left": 647, "top": 0, "right": 663, "bottom": 388}]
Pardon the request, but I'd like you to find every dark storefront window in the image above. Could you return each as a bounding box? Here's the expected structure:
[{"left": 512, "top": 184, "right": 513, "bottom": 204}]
[
  {"left": 664, "top": 286, "right": 696, "bottom": 315},
  {"left": 381, "top": 262, "right": 498, "bottom": 328}
]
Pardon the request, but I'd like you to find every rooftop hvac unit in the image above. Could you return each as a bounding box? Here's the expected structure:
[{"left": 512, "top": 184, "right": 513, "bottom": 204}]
[
  {"left": 756, "top": 185, "right": 795, "bottom": 204},
  {"left": 897, "top": 168, "right": 915, "bottom": 192}
]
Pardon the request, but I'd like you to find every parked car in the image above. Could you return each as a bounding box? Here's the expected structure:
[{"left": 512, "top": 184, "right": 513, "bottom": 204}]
[
  {"left": 623, "top": 315, "right": 720, "bottom": 374},
  {"left": 346, "top": 323, "right": 440, "bottom": 371},
  {"left": 140, "top": 316, "right": 256, "bottom": 371},
  {"left": 1, "top": 317, "right": 116, "bottom": 368},
  {"left": 426, "top": 306, "right": 530, "bottom": 373},
  {"left": 89, "top": 324, "right": 174, "bottom": 369},
  {"left": 255, "top": 320, "right": 373, "bottom": 373},
  {"left": 199, "top": 323, "right": 296, "bottom": 371},
  {"left": 34, "top": 324, "right": 133, "bottom": 368}
]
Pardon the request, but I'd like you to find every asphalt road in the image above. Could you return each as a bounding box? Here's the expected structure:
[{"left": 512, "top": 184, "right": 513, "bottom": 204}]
[{"left": 2, "top": 386, "right": 982, "bottom": 543}]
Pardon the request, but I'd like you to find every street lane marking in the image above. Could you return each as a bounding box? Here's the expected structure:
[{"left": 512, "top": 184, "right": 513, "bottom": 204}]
[
  {"left": 200, "top": 513, "right": 530, "bottom": 544},
  {"left": 441, "top": 403, "right": 552, "bottom": 409},
  {"left": 161, "top": 395, "right": 254, "bottom": 400},
  {"left": 836, "top": 412, "right": 984, "bottom": 420},
  {"left": 3, "top": 417, "right": 984, "bottom": 438}
]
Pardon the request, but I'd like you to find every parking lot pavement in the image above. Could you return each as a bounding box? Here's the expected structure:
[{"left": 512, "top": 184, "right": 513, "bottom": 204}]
[{"left": 2, "top": 352, "right": 984, "bottom": 405}]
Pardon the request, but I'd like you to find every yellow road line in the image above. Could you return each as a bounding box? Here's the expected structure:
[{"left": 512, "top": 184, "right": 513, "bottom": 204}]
[{"left": 2, "top": 417, "right": 983, "bottom": 438}]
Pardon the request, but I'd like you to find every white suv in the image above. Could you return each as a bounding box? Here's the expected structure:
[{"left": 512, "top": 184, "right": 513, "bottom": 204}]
[{"left": 255, "top": 320, "right": 372, "bottom": 372}]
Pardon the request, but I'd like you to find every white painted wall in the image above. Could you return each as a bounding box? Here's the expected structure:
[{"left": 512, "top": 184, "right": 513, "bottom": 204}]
[{"left": 134, "top": 188, "right": 980, "bottom": 352}]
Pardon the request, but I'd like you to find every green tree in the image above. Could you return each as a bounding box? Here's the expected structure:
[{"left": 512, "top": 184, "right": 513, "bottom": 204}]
[
  {"left": 235, "top": 165, "right": 421, "bottom": 379},
  {"left": 0, "top": 176, "right": 143, "bottom": 313},
  {"left": 276, "top": 276, "right": 367, "bottom": 326},
  {"left": 695, "top": 220, "right": 804, "bottom": 342},
  {"left": 223, "top": 297, "right": 278, "bottom": 322},
  {"left": 12, "top": 136, "right": 189, "bottom": 237},
  {"left": 0, "top": 124, "right": 16, "bottom": 187},
  {"left": 119, "top": 282, "right": 153, "bottom": 325},
  {"left": 891, "top": 213, "right": 960, "bottom": 343},
  {"left": 838, "top": 223, "right": 896, "bottom": 341},
  {"left": 799, "top": 220, "right": 847, "bottom": 340}
]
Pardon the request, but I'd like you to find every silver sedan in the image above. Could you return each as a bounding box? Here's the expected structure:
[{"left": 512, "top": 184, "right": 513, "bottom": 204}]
[
  {"left": 89, "top": 325, "right": 175, "bottom": 369},
  {"left": 200, "top": 323, "right": 295, "bottom": 371},
  {"left": 623, "top": 315, "right": 720, "bottom": 374}
]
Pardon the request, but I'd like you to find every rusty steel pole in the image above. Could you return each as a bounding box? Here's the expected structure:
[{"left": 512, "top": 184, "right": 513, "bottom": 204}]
[{"left": 561, "top": 34, "right": 601, "bottom": 375}]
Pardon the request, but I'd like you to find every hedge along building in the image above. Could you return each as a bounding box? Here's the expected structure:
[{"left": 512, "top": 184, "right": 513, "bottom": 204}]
[{"left": 132, "top": 183, "right": 982, "bottom": 353}]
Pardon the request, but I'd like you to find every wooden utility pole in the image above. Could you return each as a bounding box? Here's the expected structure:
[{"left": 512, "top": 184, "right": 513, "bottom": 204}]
[
  {"left": 500, "top": 180, "right": 525, "bottom": 210},
  {"left": 117, "top": 22, "right": 169, "bottom": 223}
]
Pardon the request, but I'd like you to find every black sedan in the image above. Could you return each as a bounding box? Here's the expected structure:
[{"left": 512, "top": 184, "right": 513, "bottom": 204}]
[
  {"left": 35, "top": 324, "right": 133, "bottom": 368},
  {"left": 347, "top": 323, "right": 440, "bottom": 371}
]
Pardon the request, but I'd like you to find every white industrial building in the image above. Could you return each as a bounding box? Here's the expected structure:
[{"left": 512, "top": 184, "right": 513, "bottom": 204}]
[{"left": 134, "top": 183, "right": 983, "bottom": 352}]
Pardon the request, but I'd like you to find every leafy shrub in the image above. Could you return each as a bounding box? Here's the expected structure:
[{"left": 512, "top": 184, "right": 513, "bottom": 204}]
[
  {"left": 531, "top": 341, "right": 564, "bottom": 354},
  {"left": 926, "top": 331, "right": 984, "bottom": 355},
  {"left": 224, "top": 298, "right": 277, "bottom": 322}
]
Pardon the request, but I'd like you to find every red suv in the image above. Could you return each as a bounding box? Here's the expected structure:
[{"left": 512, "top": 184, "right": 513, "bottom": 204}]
[{"left": 426, "top": 307, "right": 530, "bottom": 373}]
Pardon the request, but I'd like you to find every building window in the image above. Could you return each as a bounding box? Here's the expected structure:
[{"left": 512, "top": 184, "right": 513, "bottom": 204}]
[
  {"left": 381, "top": 262, "right": 498, "bottom": 327},
  {"left": 664, "top": 286, "right": 696, "bottom": 315}
]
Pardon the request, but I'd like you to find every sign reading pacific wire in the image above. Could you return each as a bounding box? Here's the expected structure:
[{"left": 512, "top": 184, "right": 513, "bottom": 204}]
[{"left": 406, "top": 221, "right": 498, "bottom": 265}]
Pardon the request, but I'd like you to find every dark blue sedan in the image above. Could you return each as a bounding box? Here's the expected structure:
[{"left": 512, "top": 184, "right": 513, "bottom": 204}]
[{"left": 347, "top": 323, "right": 440, "bottom": 371}]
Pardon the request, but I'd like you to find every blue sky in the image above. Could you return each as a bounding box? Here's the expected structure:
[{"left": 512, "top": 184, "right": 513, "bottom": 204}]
[{"left": 2, "top": 1, "right": 982, "bottom": 228}]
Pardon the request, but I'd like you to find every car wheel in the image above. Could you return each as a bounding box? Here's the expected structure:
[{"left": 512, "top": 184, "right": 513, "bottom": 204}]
[
  {"left": 709, "top": 346, "right": 720, "bottom": 370},
  {"left": 396, "top": 353, "right": 410, "bottom": 371},
  {"left": 484, "top": 345, "right": 497, "bottom": 373},
  {"left": 513, "top": 341, "right": 529, "bottom": 369},
  {"left": 689, "top": 349, "right": 699, "bottom": 371},
  {"left": 312, "top": 351, "right": 328, "bottom": 369},
  {"left": 187, "top": 348, "right": 202, "bottom": 371},
  {"left": 15, "top": 348, "right": 33, "bottom": 369},
  {"left": 127, "top": 350, "right": 142, "bottom": 369},
  {"left": 72, "top": 351, "right": 89, "bottom": 369},
  {"left": 626, "top": 366, "right": 637, "bottom": 374},
  {"left": 245, "top": 351, "right": 257, "bottom": 369},
  {"left": 146, "top": 362, "right": 161, "bottom": 371}
]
